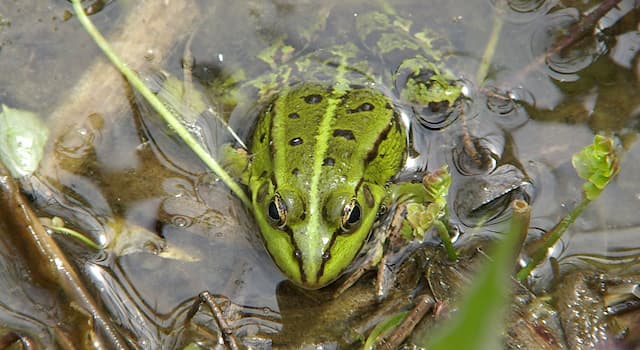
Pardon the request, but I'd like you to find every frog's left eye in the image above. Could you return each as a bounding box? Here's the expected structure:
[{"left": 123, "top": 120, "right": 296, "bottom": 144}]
[
  {"left": 267, "top": 194, "right": 287, "bottom": 229},
  {"left": 340, "top": 198, "right": 361, "bottom": 232}
]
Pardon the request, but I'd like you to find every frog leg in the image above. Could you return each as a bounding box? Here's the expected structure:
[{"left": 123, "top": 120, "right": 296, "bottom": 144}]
[
  {"left": 394, "top": 57, "right": 462, "bottom": 119},
  {"left": 368, "top": 183, "right": 431, "bottom": 299},
  {"left": 375, "top": 167, "right": 454, "bottom": 299},
  {"left": 354, "top": 11, "right": 462, "bottom": 119}
]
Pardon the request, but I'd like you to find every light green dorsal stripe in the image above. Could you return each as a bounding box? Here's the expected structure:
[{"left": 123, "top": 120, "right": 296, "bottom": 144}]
[
  {"left": 272, "top": 68, "right": 292, "bottom": 184},
  {"left": 304, "top": 53, "right": 350, "bottom": 279}
]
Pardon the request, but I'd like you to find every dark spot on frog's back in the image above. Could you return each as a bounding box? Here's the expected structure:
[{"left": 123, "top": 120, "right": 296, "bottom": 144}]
[
  {"left": 288, "top": 112, "right": 300, "bottom": 119},
  {"left": 333, "top": 129, "right": 355, "bottom": 141},
  {"left": 322, "top": 158, "right": 335, "bottom": 166},
  {"left": 289, "top": 137, "right": 303, "bottom": 146},
  {"left": 303, "top": 94, "right": 323, "bottom": 104},
  {"left": 348, "top": 102, "right": 375, "bottom": 113},
  {"left": 291, "top": 168, "right": 299, "bottom": 176}
]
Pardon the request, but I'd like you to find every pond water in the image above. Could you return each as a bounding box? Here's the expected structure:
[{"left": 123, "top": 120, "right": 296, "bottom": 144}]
[{"left": 0, "top": 0, "right": 639, "bottom": 348}]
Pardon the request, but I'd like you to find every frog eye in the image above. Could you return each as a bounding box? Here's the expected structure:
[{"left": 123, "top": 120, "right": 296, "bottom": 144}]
[
  {"left": 340, "top": 198, "right": 361, "bottom": 232},
  {"left": 267, "top": 194, "right": 287, "bottom": 229}
]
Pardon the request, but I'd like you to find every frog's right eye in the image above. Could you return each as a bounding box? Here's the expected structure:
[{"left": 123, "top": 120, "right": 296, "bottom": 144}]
[
  {"left": 267, "top": 193, "right": 287, "bottom": 229},
  {"left": 340, "top": 198, "right": 362, "bottom": 233}
]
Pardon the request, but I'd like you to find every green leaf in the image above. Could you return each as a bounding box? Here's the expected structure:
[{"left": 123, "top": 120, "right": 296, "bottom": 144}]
[
  {"left": 0, "top": 104, "right": 49, "bottom": 178},
  {"left": 571, "top": 135, "right": 619, "bottom": 200}
]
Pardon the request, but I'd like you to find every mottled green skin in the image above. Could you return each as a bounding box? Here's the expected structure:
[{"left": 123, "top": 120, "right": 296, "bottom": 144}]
[
  {"left": 250, "top": 82, "right": 405, "bottom": 288},
  {"left": 228, "top": 10, "right": 461, "bottom": 288}
]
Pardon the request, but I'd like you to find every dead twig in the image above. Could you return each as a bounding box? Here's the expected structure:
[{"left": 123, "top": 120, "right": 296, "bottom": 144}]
[
  {"left": 0, "top": 160, "right": 129, "bottom": 349},
  {"left": 506, "top": 0, "right": 624, "bottom": 87},
  {"left": 376, "top": 294, "right": 435, "bottom": 350},
  {"left": 550, "top": 0, "right": 623, "bottom": 55},
  {"left": 186, "top": 292, "right": 243, "bottom": 350}
]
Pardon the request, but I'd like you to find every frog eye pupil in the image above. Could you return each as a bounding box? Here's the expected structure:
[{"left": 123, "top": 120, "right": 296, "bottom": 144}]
[
  {"left": 267, "top": 194, "right": 287, "bottom": 228},
  {"left": 347, "top": 204, "right": 360, "bottom": 224},
  {"left": 268, "top": 201, "right": 280, "bottom": 221},
  {"left": 341, "top": 199, "right": 361, "bottom": 232}
]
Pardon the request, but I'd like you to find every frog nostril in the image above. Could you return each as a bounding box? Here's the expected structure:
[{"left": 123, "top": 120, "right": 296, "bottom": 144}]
[{"left": 322, "top": 251, "right": 331, "bottom": 261}]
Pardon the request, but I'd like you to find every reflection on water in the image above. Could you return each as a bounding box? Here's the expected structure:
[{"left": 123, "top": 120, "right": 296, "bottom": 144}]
[
  {"left": 1, "top": 0, "right": 640, "bottom": 348},
  {"left": 529, "top": 8, "right": 608, "bottom": 81}
]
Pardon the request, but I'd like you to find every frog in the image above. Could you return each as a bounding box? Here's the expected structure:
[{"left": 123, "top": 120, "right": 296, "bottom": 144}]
[{"left": 157, "top": 4, "right": 463, "bottom": 290}]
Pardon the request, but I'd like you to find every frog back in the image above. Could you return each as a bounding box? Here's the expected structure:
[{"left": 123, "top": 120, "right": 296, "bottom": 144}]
[{"left": 247, "top": 82, "right": 406, "bottom": 287}]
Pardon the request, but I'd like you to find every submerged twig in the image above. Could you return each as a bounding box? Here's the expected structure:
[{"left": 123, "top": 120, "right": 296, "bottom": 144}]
[
  {"left": 377, "top": 294, "right": 435, "bottom": 350},
  {"left": 506, "top": 0, "right": 623, "bottom": 86},
  {"left": 186, "top": 292, "right": 242, "bottom": 350},
  {"left": 551, "top": 0, "right": 623, "bottom": 55},
  {"left": 0, "top": 160, "right": 128, "bottom": 349},
  {"left": 0, "top": 332, "right": 20, "bottom": 348}
]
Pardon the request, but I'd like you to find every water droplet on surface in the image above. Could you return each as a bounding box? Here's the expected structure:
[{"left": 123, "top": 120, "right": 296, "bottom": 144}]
[
  {"left": 489, "top": 0, "right": 555, "bottom": 24},
  {"left": 485, "top": 85, "right": 534, "bottom": 129},
  {"left": 171, "top": 215, "right": 192, "bottom": 228}
]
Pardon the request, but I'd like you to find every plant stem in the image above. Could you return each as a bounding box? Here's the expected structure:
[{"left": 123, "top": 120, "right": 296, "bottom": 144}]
[
  {"left": 435, "top": 220, "right": 457, "bottom": 261},
  {"left": 476, "top": 0, "right": 506, "bottom": 83},
  {"left": 509, "top": 199, "right": 531, "bottom": 264},
  {"left": 71, "top": 0, "right": 251, "bottom": 209},
  {"left": 517, "top": 197, "right": 590, "bottom": 282},
  {"left": 46, "top": 224, "right": 101, "bottom": 250}
]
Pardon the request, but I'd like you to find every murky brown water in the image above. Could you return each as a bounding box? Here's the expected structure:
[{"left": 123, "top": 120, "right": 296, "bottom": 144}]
[{"left": 1, "top": 0, "right": 639, "bottom": 348}]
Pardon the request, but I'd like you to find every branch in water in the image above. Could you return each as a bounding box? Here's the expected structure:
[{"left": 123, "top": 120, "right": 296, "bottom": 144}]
[
  {"left": 550, "top": 0, "right": 623, "bottom": 55},
  {"left": 0, "top": 160, "right": 129, "bottom": 349}
]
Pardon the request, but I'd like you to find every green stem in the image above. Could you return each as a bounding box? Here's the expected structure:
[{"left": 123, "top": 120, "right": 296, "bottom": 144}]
[
  {"left": 508, "top": 199, "right": 531, "bottom": 264},
  {"left": 517, "top": 197, "right": 590, "bottom": 282},
  {"left": 71, "top": 0, "right": 251, "bottom": 208},
  {"left": 46, "top": 225, "right": 101, "bottom": 250},
  {"left": 434, "top": 220, "right": 457, "bottom": 261},
  {"left": 476, "top": 0, "right": 505, "bottom": 83}
]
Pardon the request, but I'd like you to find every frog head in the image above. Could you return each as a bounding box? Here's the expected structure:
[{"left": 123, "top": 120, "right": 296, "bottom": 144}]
[{"left": 251, "top": 178, "right": 384, "bottom": 289}]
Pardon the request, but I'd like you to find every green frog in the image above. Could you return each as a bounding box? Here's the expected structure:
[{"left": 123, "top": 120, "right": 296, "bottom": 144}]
[{"left": 160, "top": 6, "right": 462, "bottom": 289}]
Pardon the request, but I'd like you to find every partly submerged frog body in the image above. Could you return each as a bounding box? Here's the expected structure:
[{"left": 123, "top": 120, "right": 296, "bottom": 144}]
[
  {"left": 165, "top": 8, "right": 463, "bottom": 289},
  {"left": 248, "top": 81, "right": 407, "bottom": 288}
]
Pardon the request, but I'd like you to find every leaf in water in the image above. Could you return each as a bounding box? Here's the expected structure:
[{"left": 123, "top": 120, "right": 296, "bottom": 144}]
[
  {"left": 571, "top": 135, "right": 619, "bottom": 200},
  {"left": 0, "top": 104, "right": 49, "bottom": 178}
]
